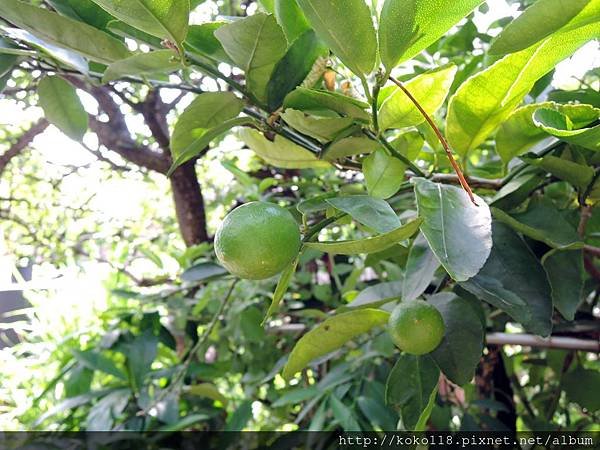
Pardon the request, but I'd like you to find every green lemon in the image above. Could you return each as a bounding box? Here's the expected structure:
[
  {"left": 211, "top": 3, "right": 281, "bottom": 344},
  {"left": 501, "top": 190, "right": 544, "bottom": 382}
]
[
  {"left": 214, "top": 201, "right": 301, "bottom": 280},
  {"left": 388, "top": 300, "right": 445, "bottom": 355}
]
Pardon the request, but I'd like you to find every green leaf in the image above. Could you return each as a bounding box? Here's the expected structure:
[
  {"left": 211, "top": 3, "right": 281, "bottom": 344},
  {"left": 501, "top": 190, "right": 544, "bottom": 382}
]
[
  {"left": 47, "top": 0, "right": 115, "bottom": 31},
  {"left": 296, "top": 0, "right": 377, "bottom": 76},
  {"left": 185, "top": 22, "right": 231, "bottom": 64},
  {"left": 272, "top": 386, "right": 321, "bottom": 407},
  {"left": 157, "top": 413, "right": 211, "bottom": 432},
  {"left": 533, "top": 107, "right": 600, "bottom": 151},
  {"left": 90, "top": 0, "right": 189, "bottom": 48},
  {"left": 402, "top": 233, "right": 440, "bottom": 302},
  {"left": 267, "top": 30, "right": 328, "bottom": 111},
  {"left": 460, "top": 221, "right": 553, "bottom": 337},
  {"left": 102, "top": 50, "right": 181, "bottom": 83},
  {"left": 330, "top": 395, "right": 361, "bottom": 431},
  {"left": 86, "top": 389, "right": 130, "bottom": 431},
  {"left": 363, "top": 149, "right": 406, "bottom": 199},
  {"left": 282, "top": 309, "right": 390, "bottom": 380},
  {"left": 413, "top": 178, "right": 492, "bottom": 282},
  {"left": 38, "top": 76, "right": 88, "bottom": 141},
  {"left": 0, "top": 0, "right": 130, "bottom": 64},
  {"left": 274, "top": 0, "right": 310, "bottom": 43},
  {"left": 379, "top": 65, "right": 457, "bottom": 131},
  {"left": 562, "top": 367, "right": 600, "bottom": 412},
  {"left": 123, "top": 330, "right": 158, "bottom": 392},
  {"left": 239, "top": 128, "right": 330, "bottom": 169},
  {"left": 390, "top": 131, "right": 424, "bottom": 162},
  {"left": 523, "top": 154, "right": 595, "bottom": 189},
  {"left": 378, "top": 0, "right": 483, "bottom": 71},
  {"left": 180, "top": 262, "right": 228, "bottom": 283},
  {"left": 304, "top": 218, "right": 422, "bottom": 255},
  {"left": 170, "top": 92, "right": 244, "bottom": 161},
  {"left": 447, "top": 15, "right": 600, "bottom": 156},
  {"left": 489, "top": 0, "right": 592, "bottom": 55},
  {"left": 72, "top": 349, "right": 126, "bottom": 380},
  {"left": 281, "top": 109, "right": 354, "bottom": 144},
  {"left": 495, "top": 102, "right": 600, "bottom": 165},
  {"left": 357, "top": 396, "right": 398, "bottom": 432},
  {"left": 429, "top": 293, "right": 484, "bottom": 385},
  {"left": 326, "top": 195, "right": 401, "bottom": 233},
  {"left": 542, "top": 249, "right": 584, "bottom": 321},
  {"left": 385, "top": 354, "right": 439, "bottom": 431},
  {"left": 187, "top": 382, "right": 228, "bottom": 406},
  {"left": 225, "top": 400, "right": 253, "bottom": 431},
  {"left": 264, "top": 256, "right": 298, "bottom": 323},
  {"left": 215, "top": 13, "right": 287, "bottom": 103},
  {"left": 283, "top": 87, "right": 370, "bottom": 121},
  {"left": 345, "top": 281, "right": 403, "bottom": 309},
  {"left": 491, "top": 169, "right": 545, "bottom": 210},
  {"left": 491, "top": 201, "right": 583, "bottom": 250},
  {"left": 322, "top": 136, "right": 380, "bottom": 161}
]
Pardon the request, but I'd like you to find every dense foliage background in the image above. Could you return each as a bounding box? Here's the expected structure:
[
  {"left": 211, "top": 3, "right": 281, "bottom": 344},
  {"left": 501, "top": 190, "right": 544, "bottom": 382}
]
[{"left": 0, "top": 0, "right": 599, "bottom": 434}]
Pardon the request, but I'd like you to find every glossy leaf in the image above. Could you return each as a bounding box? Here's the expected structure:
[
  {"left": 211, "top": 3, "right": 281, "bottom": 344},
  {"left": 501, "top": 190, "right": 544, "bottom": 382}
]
[
  {"left": 494, "top": 102, "right": 599, "bottom": 165},
  {"left": 323, "top": 136, "right": 380, "bottom": 161},
  {"left": 296, "top": 0, "right": 377, "bottom": 75},
  {"left": 185, "top": 22, "right": 231, "bottom": 64},
  {"left": 280, "top": 109, "right": 354, "bottom": 144},
  {"left": 345, "top": 281, "right": 402, "bottom": 309},
  {"left": 267, "top": 30, "right": 328, "bottom": 111},
  {"left": 363, "top": 149, "right": 406, "bottom": 199},
  {"left": 47, "top": 0, "right": 115, "bottom": 31},
  {"left": 264, "top": 256, "right": 298, "bottom": 323},
  {"left": 38, "top": 76, "right": 88, "bottom": 141},
  {"left": 326, "top": 195, "right": 401, "bottom": 233},
  {"left": 490, "top": 0, "right": 592, "bottom": 55},
  {"left": 460, "top": 221, "right": 553, "bottom": 337},
  {"left": 491, "top": 201, "right": 583, "bottom": 250},
  {"left": 447, "top": 15, "right": 600, "bottom": 156},
  {"left": 170, "top": 92, "right": 244, "bottom": 164},
  {"left": 274, "top": 0, "right": 310, "bottom": 43},
  {"left": 304, "top": 218, "right": 422, "bottom": 255},
  {"left": 378, "top": 0, "right": 483, "bottom": 71},
  {"left": 523, "top": 154, "right": 595, "bottom": 189},
  {"left": 102, "top": 50, "right": 181, "bottom": 83},
  {"left": 90, "top": 0, "right": 189, "bottom": 47},
  {"left": 413, "top": 178, "right": 492, "bottom": 282},
  {"left": 281, "top": 309, "right": 390, "bottom": 380},
  {"left": 0, "top": 0, "right": 130, "bottom": 64},
  {"left": 239, "top": 128, "right": 331, "bottom": 169},
  {"left": 391, "top": 131, "right": 424, "bottom": 162},
  {"left": 385, "top": 354, "right": 439, "bottom": 431},
  {"left": 402, "top": 233, "right": 440, "bottom": 302},
  {"left": 533, "top": 107, "right": 600, "bottom": 151},
  {"left": 283, "top": 87, "right": 370, "bottom": 121},
  {"left": 542, "top": 249, "right": 584, "bottom": 321},
  {"left": 429, "top": 293, "right": 484, "bottom": 385},
  {"left": 379, "top": 65, "right": 457, "bottom": 131},
  {"left": 215, "top": 14, "right": 287, "bottom": 103}
]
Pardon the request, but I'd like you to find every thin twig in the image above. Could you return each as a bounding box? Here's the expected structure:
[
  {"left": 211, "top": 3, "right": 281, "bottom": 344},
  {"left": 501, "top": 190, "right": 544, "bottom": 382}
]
[{"left": 388, "top": 76, "right": 477, "bottom": 205}]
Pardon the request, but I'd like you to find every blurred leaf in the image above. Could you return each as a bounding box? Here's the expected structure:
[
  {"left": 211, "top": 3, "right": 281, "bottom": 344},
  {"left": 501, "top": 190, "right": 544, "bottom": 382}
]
[
  {"left": 304, "top": 218, "right": 422, "bottom": 255},
  {"left": 90, "top": 0, "right": 189, "bottom": 48},
  {"left": 379, "top": 65, "right": 456, "bottom": 131},
  {"left": 274, "top": 0, "right": 309, "bottom": 43},
  {"left": 460, "top": 221, "right": 553, "bottom": 337},
  {"left": 403, "top": 233, "right": 440, "bottom": 302},
  {"left": 102, "top": 49, "right": 181, "bottom": 82},
  {"left": 357, "top": 396, "right": 398, "bottom": 431},
  {"left": 296, "top": 0, "right": 376, "bottom": 75},
  {"left": 64, "top": 364, "right": 94, "bottom": 398},
  {"left": 490, "top": 0, "right": 591, "bottom": 55},
  {"left": 38, "top": 75, "right": 88, "bottom": 141},
  {"left": 0, "top": 0, "right": 130, "bottom": 64},
  {"left": 363, "top": 149, "right": 406, "bottom": 199},
  {"left": 429, "top": 293, "right": 484, "bottom": 385},
  {"left": 272, "top": 386, "right": 321, "bottom": 407},
  {"left": 239, "top": 128, "right": 330, "bottom": 169},
  {"left": 225, "top": 400, "right": 253, "bottom": 431},
  {"left": 187, "top": 383, "right": 228, "bottom": 406},
  {"left": 378, "top": 0, "right": 483, "bottom": 70},
  {"left": 282, "top": 309, "right": 390, "bottom": 380},
  {"left": 157, "top": 413, "right": 211, "bottom": 432},
  {"left": 562, "top": 367, "right": 600, "bottom": 412},
  {"left": 264, "top": 256, "right": 298, "bottom": 323},
  {"left": 123, "top": 331, "right": 158, "bottom": 392},
  {"left": 414, "top": 178, "right": 492, "bottom": 281},
  {"left": 326, "top": 195, "right": 401, "bottom": 233},
  {"left": 330, "top": 394, "right": 361, "bottom": 431},
  {"left": 181, "top": 262, "right": 228, "bottom": 283},
  {"left": 34, "top": 389, "right": 116, "bottom": 426},
  {"left": 346, "top": 281, "right": 403, "bottom": 309},
  {"left": 283, "top": 87, "right": 370, "bottom": 121},
  {"left": 86, "top": 389, "right": 129, "bottom": 431},
  {"left": 72, "top": 349, "right": 126, "bottom": 380},
  {"left": 215, "top": 14, "right": 287, "bottom": 103},
  {"left": 385, "top": 354, "right": 439, "bottom": 431},
  {"left": 542, "top": 249, "right": 584, "bottom": 321},
  {"left": 267, "top": 30, "right": 327, "bottom": 111}
]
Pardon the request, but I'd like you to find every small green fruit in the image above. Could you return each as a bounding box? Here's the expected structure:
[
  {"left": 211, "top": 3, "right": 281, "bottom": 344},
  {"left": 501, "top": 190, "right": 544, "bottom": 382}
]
[{"left": 388, "top": 300, "right": 445, "bottom": 355}]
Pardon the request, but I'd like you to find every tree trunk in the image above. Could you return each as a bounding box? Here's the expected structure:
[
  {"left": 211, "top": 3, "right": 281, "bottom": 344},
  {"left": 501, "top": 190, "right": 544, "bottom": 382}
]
[{"left": 169, "top": 160, "right": 208, "bottom": 247}]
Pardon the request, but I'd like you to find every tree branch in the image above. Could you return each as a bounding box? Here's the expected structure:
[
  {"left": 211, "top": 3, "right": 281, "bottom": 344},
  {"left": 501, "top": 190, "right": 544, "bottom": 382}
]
[{"left": 0, "top": 118, "right": 49, "bottom": 177}]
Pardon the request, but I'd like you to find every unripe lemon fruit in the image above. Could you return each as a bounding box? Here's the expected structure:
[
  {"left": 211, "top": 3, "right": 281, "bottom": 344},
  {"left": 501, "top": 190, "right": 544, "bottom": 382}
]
[
  {"left": 388, "top": 300, "right": 445, "bottom": 355},
  {"left": 214, "top": 201, "right": 301, "bottom": 280}
]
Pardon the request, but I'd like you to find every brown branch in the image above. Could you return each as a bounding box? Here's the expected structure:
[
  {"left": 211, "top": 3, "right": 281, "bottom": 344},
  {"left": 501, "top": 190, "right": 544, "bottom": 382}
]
[
  {"left": 428, "top": 173, "right": 503, "bottom": 190},
  {"left": 388, "top": 76, "right": 477, "bottom": 205},
  {"left": 0, "top": 118, "right": 49, "bottom": 177}
]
